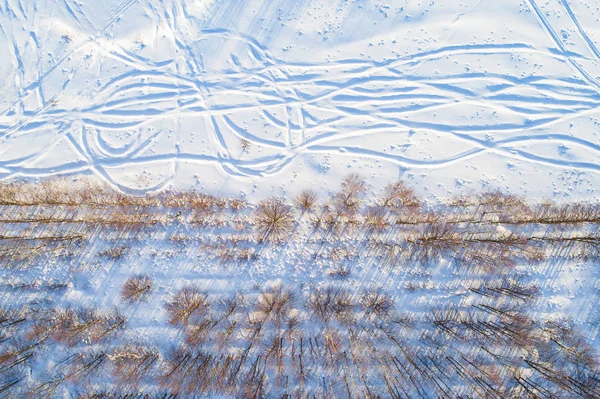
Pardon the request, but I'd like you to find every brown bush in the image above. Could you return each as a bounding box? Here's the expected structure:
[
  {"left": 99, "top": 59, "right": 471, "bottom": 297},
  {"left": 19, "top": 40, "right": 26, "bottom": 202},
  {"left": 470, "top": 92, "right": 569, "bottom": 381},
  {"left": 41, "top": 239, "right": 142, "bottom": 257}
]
[
  {"left": 98, "top": 246, "right": 129, "bottom": 260},
  {"left": 229, "top": 197, "right": 247, "bottom": 212}
]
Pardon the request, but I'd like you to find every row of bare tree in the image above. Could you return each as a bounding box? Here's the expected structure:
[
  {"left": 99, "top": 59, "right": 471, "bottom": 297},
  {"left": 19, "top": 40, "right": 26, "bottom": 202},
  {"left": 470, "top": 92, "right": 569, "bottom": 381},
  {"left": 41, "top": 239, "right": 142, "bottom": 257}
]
[{"left": 2, "top": 279, "right": 598, "bottom": 398}]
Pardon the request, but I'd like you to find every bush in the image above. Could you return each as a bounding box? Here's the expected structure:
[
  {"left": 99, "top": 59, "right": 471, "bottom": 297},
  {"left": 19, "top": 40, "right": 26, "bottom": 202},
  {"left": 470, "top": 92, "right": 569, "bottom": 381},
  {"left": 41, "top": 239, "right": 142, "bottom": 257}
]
[{"left": 98, "top": 246, "right": 129, "bottom": 260}]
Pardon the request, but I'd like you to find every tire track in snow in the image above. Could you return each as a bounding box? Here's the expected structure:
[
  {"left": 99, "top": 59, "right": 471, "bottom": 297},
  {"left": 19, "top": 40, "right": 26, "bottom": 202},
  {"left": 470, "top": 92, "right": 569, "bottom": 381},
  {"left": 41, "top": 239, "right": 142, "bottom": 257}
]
[
  {"left": 559, "top": 0, "right": 600, "bottom": 62},
  {"left": 2, "top": 8, "right": 600, "bottom": 191},
  {"left": 525, "top": 0, "right": 600, "bottom": 91}
]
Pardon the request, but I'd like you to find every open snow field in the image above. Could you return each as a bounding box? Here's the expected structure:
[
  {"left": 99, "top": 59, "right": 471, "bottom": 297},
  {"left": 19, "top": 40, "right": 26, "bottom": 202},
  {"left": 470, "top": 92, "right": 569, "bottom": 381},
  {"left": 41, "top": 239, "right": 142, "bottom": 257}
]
[
  {"left": 1, "top": 0, "right": 600, "bottom": 199},
  {"left": 1, "top": 0, "right": 600, "bottom": 398}
]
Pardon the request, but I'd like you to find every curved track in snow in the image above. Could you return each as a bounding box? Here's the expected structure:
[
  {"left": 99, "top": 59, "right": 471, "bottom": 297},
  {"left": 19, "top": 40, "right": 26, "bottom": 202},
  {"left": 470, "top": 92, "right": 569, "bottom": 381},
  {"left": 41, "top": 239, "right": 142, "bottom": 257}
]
[{"left": 0, "top": 0, "right": 599, "bottom": 193}]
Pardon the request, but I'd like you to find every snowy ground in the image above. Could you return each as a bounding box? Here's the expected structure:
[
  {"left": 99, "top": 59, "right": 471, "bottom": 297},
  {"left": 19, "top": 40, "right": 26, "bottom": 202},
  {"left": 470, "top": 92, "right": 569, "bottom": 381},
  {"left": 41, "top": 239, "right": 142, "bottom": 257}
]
[{"left": 1, "top": 0, "right": 600, "bottom": 200}]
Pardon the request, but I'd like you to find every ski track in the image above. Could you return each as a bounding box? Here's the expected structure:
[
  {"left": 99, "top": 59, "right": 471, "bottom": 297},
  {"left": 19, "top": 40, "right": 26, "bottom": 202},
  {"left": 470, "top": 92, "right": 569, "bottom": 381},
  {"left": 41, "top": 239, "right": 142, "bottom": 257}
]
[{"left": 0, "top": 0, "right": 600, "bottom": 193}]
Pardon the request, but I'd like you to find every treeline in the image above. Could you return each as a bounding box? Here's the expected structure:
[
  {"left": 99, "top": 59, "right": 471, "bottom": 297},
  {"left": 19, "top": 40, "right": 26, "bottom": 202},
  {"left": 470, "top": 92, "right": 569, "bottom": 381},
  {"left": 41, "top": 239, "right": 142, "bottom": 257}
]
[{"left": 1, "top": 175, "right": 599, "bottom": 269}]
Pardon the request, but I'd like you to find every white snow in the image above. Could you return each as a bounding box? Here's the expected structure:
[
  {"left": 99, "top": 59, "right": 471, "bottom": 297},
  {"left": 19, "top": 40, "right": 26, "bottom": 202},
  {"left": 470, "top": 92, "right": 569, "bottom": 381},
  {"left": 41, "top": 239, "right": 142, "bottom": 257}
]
[{"left": 1, "top": 0, "right": 599, "bottom": 201}]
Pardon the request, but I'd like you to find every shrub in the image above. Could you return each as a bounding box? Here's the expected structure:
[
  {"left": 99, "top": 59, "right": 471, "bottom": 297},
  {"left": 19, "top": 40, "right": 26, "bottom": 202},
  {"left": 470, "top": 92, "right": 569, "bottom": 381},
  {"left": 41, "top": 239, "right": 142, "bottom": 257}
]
[
  {"left": 229, "top": 197, "right": 247, "bottom": 212},
  {"left": 98, "top": 246, "right": 129, "bottom": 260}
]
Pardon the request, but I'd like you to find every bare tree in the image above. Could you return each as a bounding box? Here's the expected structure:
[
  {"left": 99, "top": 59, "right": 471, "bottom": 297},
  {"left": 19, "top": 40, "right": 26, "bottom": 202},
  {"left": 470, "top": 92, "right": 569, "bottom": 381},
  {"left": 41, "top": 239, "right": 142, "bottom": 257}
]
[
  {"left": 294, "top": 189, "right": 318, "bottom": 213},
  {"left": 121, "top": 275, "right": 152, "bottom": 303},
  {"left": 166, "top": 287, "right": 210, "bottom": 326},
  {"left": 253, "top": 197, "right": 295, "bottom": 243},
  {"left": 255, "top": 282, "right": 295, "bottom": 324},
  {"left": 360, "top": 290, "right": 394, "bottom": 320},
  {"left": 306, "top": 286, "right": 355, "bottom": 324},
  {"left": 364, "top": 206, "right": 389, "bottom": 232},
  {"left": 332, "top": 173, "right": 367, "bottom": 215},
  {"left": 380, "top": 180, "right": 421, "bottom": 210},
  {"left": 110, "top": 344, "right": 160, "bottom": 385}
]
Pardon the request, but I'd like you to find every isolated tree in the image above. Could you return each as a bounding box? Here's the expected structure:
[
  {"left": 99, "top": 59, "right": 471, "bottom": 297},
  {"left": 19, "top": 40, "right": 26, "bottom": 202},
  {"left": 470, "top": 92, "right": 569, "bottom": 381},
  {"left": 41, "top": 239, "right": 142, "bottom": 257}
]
[{"left": 333, "top": 173, "right": 367, "bottom": 215}]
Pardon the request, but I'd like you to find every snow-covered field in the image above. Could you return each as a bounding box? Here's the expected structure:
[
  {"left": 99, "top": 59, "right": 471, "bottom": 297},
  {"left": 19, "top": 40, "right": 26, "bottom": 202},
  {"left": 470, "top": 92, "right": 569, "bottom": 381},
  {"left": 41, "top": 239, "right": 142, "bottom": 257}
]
[
  {"left": 1, "top": 0, "right": 600, "bottom": 200},
  {"left": 1, "top": 0, "right": 600, "bottom": 398}
]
